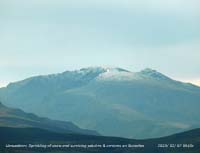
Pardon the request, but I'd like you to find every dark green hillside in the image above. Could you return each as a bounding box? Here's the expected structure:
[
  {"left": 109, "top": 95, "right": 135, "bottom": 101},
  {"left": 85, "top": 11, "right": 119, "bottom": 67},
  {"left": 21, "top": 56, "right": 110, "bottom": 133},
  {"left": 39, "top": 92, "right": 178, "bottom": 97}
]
[{"left": 0, "top": 102, "right": 98, "bottom": 136}]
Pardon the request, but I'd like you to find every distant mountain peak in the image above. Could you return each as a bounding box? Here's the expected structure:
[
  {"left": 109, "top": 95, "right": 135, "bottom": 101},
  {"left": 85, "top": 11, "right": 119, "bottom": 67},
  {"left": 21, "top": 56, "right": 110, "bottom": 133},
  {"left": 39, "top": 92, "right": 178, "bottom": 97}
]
[
  {"left": 1, "top": 66, "right": 200, "bottom": 139},
  {"left": 139, "top": 68, "right": 171, "bottom": 80}
]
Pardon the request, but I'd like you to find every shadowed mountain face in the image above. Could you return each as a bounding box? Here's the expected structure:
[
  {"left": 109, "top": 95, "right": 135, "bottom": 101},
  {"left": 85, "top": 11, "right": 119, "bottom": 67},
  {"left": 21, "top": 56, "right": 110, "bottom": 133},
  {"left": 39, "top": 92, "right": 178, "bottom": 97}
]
[
  {"left": 0, "top": 127, "right": 200, "bottom": 153},
  {"left": 0, "top": 102, "right": 98, "bottom": 136},
  {"left": 0, "top": 67, "right": 200, "bottom": 138}
]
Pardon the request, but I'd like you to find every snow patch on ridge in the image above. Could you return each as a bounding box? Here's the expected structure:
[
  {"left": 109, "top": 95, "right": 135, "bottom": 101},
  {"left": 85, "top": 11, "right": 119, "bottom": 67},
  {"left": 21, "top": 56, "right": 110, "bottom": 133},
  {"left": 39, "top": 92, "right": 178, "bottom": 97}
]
[{"left": 96, "top": 68, "right": 138, "bottom": 81}]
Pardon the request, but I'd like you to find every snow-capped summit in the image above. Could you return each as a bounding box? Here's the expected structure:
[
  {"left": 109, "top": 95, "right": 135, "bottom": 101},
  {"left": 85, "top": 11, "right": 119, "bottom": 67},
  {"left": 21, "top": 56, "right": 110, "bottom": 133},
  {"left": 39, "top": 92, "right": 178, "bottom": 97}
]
[
  {"left": 74, "top": 66, "right": 131, "bottom": 80},
  {"left": 79, "top": 66, "right": 129, "bottom": 74},
  {"left": 95, "top": 67, "right": 136, "bottom": 81}
]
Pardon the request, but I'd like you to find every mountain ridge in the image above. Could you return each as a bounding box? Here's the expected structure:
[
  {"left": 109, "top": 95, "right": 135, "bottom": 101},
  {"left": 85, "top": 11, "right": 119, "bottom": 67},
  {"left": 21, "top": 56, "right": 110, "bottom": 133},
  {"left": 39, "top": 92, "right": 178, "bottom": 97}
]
[
  {"left": 0, "top": 126, "right": 200, "bottom": 153},
  {"left": 0, "top": 67, "right": 200, "bottom": 139},
  {"left": 3, "top": 67, "right": 199, "bottom": 88}
]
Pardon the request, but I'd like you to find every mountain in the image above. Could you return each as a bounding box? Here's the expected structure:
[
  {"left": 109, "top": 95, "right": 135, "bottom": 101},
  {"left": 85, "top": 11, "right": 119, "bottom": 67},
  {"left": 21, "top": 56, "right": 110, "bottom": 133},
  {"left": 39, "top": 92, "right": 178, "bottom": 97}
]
[
  {"left": 0, "top": 127, "right": 200, "bottom": 153},
  {"left": 0, "top": 102, "right": 98, "bottom": 136},
  {"left": 0, "top": 67, "right": 200, "bottom": 138}
]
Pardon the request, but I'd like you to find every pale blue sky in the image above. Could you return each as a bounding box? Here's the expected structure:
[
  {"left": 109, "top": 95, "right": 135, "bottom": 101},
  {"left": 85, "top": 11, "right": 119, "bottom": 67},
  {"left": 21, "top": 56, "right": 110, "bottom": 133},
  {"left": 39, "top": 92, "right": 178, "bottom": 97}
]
[{"left": 0, "top": 0, "right": 200, "bottom": 86}]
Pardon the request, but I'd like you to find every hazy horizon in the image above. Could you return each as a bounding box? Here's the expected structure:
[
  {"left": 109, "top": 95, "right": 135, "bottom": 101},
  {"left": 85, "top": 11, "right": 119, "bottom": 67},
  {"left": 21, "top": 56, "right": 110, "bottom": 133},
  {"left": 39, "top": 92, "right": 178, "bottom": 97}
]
[{"left": 0, "top": 0, "right": 200, "bottom": 87}]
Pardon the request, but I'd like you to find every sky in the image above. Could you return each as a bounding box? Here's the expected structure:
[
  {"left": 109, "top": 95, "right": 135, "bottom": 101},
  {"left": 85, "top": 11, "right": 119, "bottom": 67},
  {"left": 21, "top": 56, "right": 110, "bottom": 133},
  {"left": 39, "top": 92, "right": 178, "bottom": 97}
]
[{"left": 0, "top": 0, "right": 200, "bottom": 87}]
